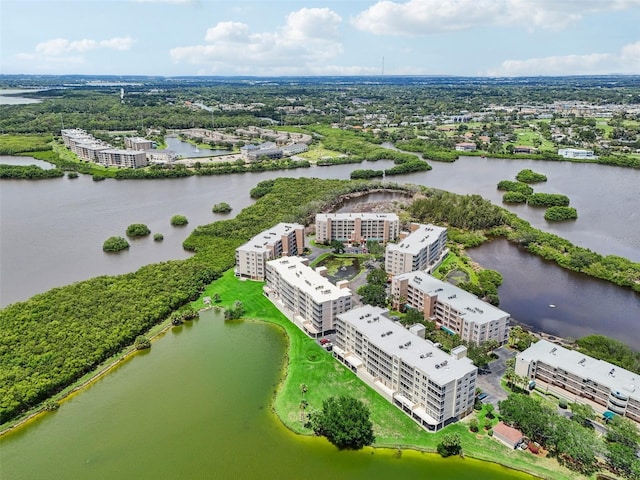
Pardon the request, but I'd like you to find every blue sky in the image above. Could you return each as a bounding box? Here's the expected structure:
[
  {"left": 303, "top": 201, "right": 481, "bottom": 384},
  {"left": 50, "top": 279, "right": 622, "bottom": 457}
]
[{"left": 2, "top": 0, "right": 639, "bottom": 76}]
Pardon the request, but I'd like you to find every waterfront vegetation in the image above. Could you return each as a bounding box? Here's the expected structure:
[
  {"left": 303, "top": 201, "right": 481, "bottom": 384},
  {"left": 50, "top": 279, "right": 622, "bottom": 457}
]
[
  {"left": 544, "top": 206, "right": 578, "bottom": 221},
  {"left": 211, "top": 202, "right": 232, "bottom": 213},
  {"left": 515, "top": 169, "right": 547, "bottom": 183},
  {"left": 527, "top": 193, "right": 571, "bottom": 207},
  {"left": 576, "top": 335, "right": 640, "bottom": 374},
  {"left": 102, "top": 236, "right": 130, "bottom": 252},
  {"left": 0, "top": 164, "right": 64, "bottom": 179},
  {"left": 153, "top": 233, "right": 164, "bottom": 241},
  {"left": 125, "top": 223, "right": 151, "bottom": 237},
  {"left": 170, "top": 214, "right": 188, "bottom": 226},
  {"left": 497, "top": 180, "right": 534, "bottom": 196},
  {"left": 350, "top": 168, "right": 384, "bottom": 179}
]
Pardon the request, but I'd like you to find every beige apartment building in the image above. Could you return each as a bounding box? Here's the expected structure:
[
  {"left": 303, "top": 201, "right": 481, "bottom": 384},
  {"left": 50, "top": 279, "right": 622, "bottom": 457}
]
[
  {"left": 385, "top": 223, "right": 448, "bottom": 276},
  {"left": 235, "top": 223, "right": 305, "bottom": 281},
  {"left": 125, "top": 137, "right": 153, "bottom": 151},
  {"left": 391, "top": 271, "right": 510, "bottom": 345},
  {"left": 333, "top": 305, "right": 477, "bottom": 431},
  {"left": 516, "top": 340, "right": 640, "bottom": 424},
  {"left": 264, "top": 256, "right": 352, "bottom": 337},
  {"left": 97, "top": 149, "right": 148, "bottom": 168},
  {"left": 315, "top": 213, "right": 400, "bottom": 244}
]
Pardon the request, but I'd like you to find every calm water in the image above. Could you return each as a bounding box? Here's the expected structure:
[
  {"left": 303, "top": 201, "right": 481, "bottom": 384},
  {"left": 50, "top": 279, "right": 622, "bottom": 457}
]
[
  {"left": 0, "top": 309, "right": 534, "bottom": 480},
  {"left": 0, "top": 155, "right": 55, "bottom": 169},
  {"left": 0, "top": 89, "right": 44, "bottom": 105},
  {"left": 469, "top": 239, "right": 640, "bottom": 350},
  {"left": 165, "top": 135, "right": 231, "bottom": 158}
]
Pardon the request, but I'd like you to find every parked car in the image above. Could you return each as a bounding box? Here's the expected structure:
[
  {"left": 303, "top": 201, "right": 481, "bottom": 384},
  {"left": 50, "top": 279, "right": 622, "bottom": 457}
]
[{"left": 319, "top": 338, "right": 329, "bottom": 345}]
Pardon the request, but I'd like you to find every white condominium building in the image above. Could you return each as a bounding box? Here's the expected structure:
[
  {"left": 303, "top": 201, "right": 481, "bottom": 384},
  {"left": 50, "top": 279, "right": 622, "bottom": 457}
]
[
  {"left": 264, "top": 256, "right": 352, "bottom": 337},
  {"left": 125, "top": 137, "right": 154, "bottom": 151},
  {"left": 315, "top": 213, "right": 400, "bottom": 244},
  {"left": 96, "top": 149, "right": 148, "bottom": 168},
  {"left": 391, "top": 271, "right": 510, "bottom": 345},
  {"left": 385, "top": 223, "right": 448, "bottom": 276},
  {"left": 334, "top": 305, "right": 477, "bottom": 431},
  {"left": 558, "top": 148, "right": 598, "bottom": 159},
  {"left": 235, "top": 223, "right": 305, "bottom": 281},
  {"left": 516, "top": 340, "right": 640, "bottom": 424}
]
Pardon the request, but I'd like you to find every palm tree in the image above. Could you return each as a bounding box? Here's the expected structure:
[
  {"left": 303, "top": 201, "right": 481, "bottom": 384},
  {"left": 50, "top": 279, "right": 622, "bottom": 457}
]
[
  {"left": 300, "top": 383, "right": 308, "bottom": 398},
  {"left": 299, "top": 399, "right": 309, "bottom": 422}
]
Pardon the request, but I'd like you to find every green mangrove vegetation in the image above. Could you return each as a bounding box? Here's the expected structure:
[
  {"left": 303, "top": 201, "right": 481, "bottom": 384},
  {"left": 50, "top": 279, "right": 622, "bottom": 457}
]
[
  {"left": 527, "top": 193, "right": 571, "bottom": 207},
  {"left": 102, "top": 236, "right": 130, "bottom": 252},
  {"left": 126, "top": 223, "right": 151, "bottom": 237},
  {"left": 0, "top": 164, "right": 64, "bottom": 179},
  {"left": 545, "top": 206, "right": 578, "bottom": 221},
  {"left": 497, "top": 180, "right": 534, "bottom": 196},
  {"left": 515, "top": 169, "right": 547, "bottom": 183},
  {"left": 350, "top": 169, "right": 384, "bottom": 179},
  {"left": 211, "top": 202, "right": 232, "bottom": 213},
  {"left": 170, "top": 214, "right": 188, "bottom": 226},
  {"left": 502, "top": 191, "right": 528, "bottom": 204},
  {"left": 153, "top": 233, "right": 164, "bottom": 241}
]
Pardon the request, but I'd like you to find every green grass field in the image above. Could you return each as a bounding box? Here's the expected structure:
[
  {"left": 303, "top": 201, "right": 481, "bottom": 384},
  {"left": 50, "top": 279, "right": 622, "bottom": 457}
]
[{"left": 191, "top": 270, "right": 585, "bottom": 480}]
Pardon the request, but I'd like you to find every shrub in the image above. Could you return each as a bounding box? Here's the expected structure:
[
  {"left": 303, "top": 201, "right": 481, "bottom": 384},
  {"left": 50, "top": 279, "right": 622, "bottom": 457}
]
[
  {"left": 92, "top": 174, "right": 105, "bottom": 182},
  {"left": 212, "top": 202, "right": 232, "bottom": 213},
  {"left": 545, "top": 206, "right": 578, "bottom": 221},
  {"left": 559, "top": 398, "right": 568, "bottom": 409},
  {"left": 497, "top": 180, "right": 533, "bottom": 196},
  {"left": 153, "top": 233, "right": 164, "bottom": 241},
  {"left": 502, "top": 191, "right": 528, "bottom": 204},
  {"left": 350, "top": 169, "right": 384, "bottom": 179},
  {"left": 67, "top": 172, "right": 79, "bottom": 179},
  {"left": 102, "top": 236, "right": 130, "bottom": 252},
  {"left": 516, "top": 169, "right": 547, "bottom": 183},
  {"left": 126, "top": 223, "right": 151, "bottom": 237},
  {"left": 170, "top": 215, "right": 188, "bottom": 226},
  {"left": 134, "top": 335, "right": 151, "bottom": 350},
  {"left": 528, "top": 193, "right": 570, "bottom": 207}
]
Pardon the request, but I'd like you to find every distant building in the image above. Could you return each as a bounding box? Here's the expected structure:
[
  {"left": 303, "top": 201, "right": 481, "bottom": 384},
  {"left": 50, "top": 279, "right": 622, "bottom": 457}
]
[
  {"left": 333, "top": 305, "right": 477, "bottom": 431},
  {"left": 391, "top": 271, "right": 510, "bottom": 345},
  {"left": 281, "top": 143, "right": 308, "bottom": 156},
  {"left": 264, "top": 256, "right": 352, "bottom": 337},
  {"left": 515, "top": 339, "right": 640, "bottom": 424},
  {"left": 385, "top": 223, "right": 448, "bottom": 276},
  {"left": 235, "top": 223, "right": 305, "bottom": 281},
  {"left": 558, "top": 148, "right": 597, "bottom": 159},
  {"left": 97, "top": 149, "right": 148, "bottom": 168},
  {"left": 145, "top": 149, "right": 178, "bottom": 164},
  {"left": 125, "top": 137, "right": 153, "bottom": 151},
  {"left": 455, "top": 142, "right": 477, "bottom": 152},
  {"left": 315, "top": 213, "right": 400, "bottom": 244},
  {"left": 513, "top": 146, "right": 538, "bottom": 154}
]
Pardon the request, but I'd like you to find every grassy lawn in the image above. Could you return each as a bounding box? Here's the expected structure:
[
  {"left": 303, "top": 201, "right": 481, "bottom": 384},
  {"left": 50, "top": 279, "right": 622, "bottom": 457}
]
[
  {"left": 191, "top": 270, "right": 586, "bottom": 480},
  {"left": 433, "top": 252, "right": 479, "bottom": 284},
  {"left": 51, "top": 142, "right": 119, "bottom": 177},
  {"left": 514, "top": 129, "right": 554, "bottom": 150},
  {"left": 298, "top": 144, "right": 345, "bottom": 161}
]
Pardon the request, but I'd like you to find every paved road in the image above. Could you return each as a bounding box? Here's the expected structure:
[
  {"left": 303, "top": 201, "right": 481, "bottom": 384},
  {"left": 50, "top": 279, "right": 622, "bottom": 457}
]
[{"left": 475, "top": 346, "right": 517, "bottom": 407}]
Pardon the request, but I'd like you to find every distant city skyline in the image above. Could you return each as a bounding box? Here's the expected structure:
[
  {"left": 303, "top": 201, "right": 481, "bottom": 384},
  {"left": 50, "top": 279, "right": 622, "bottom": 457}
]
[{"left": 2, "top": 0, "right": 639, "bottom": 77}]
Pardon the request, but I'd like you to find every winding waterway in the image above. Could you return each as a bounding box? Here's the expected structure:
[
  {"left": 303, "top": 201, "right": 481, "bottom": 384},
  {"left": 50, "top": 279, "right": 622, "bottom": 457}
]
[{"left": 0, "top": 309, "right": 535, "bottom": 480}]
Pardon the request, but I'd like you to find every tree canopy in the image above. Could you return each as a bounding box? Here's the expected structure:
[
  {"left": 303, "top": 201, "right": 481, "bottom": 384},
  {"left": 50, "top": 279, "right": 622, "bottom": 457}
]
[{"left": 307, "top": 395, "right": 375, "bottom": 450}]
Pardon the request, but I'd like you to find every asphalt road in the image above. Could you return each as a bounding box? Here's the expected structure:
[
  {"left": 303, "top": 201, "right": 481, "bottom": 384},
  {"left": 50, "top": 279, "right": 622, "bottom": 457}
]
[{"left": 475, "top": 346, "right": 517, "bottom": 407}]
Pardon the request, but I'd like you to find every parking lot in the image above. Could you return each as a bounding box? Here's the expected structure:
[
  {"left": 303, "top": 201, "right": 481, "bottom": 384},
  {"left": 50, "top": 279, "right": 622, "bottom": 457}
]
[{"left": 475, "top": 346, "right": 517, "bottom": 407}]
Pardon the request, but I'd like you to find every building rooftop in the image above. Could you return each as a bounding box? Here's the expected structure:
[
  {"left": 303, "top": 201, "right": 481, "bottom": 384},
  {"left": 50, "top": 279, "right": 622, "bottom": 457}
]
[
  {"left": 395, "top": 271, "right": 510, "bottom": 325},
  {"left": 238, "top": 223, "right": 303, "bottom": 254},
  {"left": 387, "top": 224, "right": 446, "bottom": 255},
  {"left": 519, "top": 339, "right": 639, "bottom": 402},
  {"left": 338, "top": 305, "right": 476, "bottom": 384},
  {"left": 267, "top": 256, "right": 352, "bottom": 303},
  {"left": 316, "top": 212, "right": 399, "bottom": 222},
  {"left": 126, "top": 137, "right": 151, "bottom": 143},
  {"left": 100, "top": 149, "right": 146, "bottom": 155}
]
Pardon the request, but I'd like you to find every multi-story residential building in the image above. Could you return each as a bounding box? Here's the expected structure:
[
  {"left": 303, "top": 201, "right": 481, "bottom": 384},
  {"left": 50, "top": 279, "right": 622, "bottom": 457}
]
[
  {"left": 281, "top": 143, "right": 309, "bottom": 156},
  {"left": 73, "top": 142, "right": 110, "bottom": 162},
  {"left": 125, "top": 137, "right": 153, "bottom": 151},
  {"left": 145, "top": 149, "right": 178, "bottom": 164},
  {"left": 455, "top": 142, "right": 477, "bottom": 151},
  {"left": 333, "top": 305, "right": 477, "bottom": 431},
  {"left": 391, "top": 271, "right": 510, "bottom": 345},
  {"left": 558, "top": 148, "right": 598, "bottom": 159},
  {"left": 515, "top": 339, "right": 640, "bottom": 424},
  {"left": 264, "top": 256, "right": 352, "bottom": 337},
  {"left": 97, "top": 149, "right": 148, "bottom": 168},
  {"left": 235, "top": 223, "right": 305, "bottom": 281},
  {"left": 385, "top": 223, "right": 448, "bottom": 276},
  {"left": 315, "top": 213, "right": 400, "bottom": 244}
]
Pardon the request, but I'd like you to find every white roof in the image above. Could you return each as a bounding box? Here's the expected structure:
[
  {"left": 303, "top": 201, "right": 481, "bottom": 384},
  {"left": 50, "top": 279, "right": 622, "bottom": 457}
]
[
  {"left": 237, "top": 223, "right": 303, "bottom": 254},
  {"left": 267, "top": 256, "right": 352, "bottom": 303},
  {"left": 520, "top": 339, "right": 639, "bottom": 402},
  {"left": 316, "top": 212, "right": 399, "bottom": 222},
  {"left": 387, "top": 224, "right": 446, "bottom": 255},
  {"left": 338, "top": 305, "right": 476, "bottom": 384},
  {"left": 395, "top": 271, "right": 510, "bottom": 325}
]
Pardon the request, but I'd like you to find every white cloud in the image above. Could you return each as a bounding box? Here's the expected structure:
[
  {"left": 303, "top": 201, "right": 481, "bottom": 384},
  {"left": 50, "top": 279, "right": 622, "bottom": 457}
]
[
  {"left": 170, "top": 7, "right": 357, "bottom": 74},
  {"left": 352, "top": 0, "right": 640, "bottom": 35},
  {"left": 33, "top": 37, "right": 134, "bottom": 56},
  {"left": 487, "top": 41, "right": 640, "bottom": 76}
]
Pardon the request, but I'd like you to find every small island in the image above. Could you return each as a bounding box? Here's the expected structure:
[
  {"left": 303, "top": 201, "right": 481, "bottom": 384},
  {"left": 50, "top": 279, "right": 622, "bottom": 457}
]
[
  {"left": 153, "top": 233, "right": 164, "bottom": 241},
  {"left": 126, "top": 223, "right": 151, "bottom": 237},
  {"left": 515, "top": 169, "right": 548, "bottom": 183},
  {"left": 212, "top": 202, "right": 232, "bottom": 213},
  {"left": 170, "top": 215, "right": 188, "bottom": 226},
  {"left": 545, "top": 206, "right": 578, "bottom": 221},
  {"left": 102, "top": 236, "right": 130, "bottom": 252}
]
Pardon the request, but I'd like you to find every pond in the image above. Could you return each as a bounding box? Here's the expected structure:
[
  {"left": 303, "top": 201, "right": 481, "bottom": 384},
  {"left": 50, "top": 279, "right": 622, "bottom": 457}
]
[{"left": 315, "top": 255, "right": 363, "bottom": 283}]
